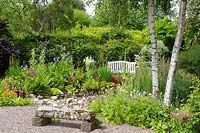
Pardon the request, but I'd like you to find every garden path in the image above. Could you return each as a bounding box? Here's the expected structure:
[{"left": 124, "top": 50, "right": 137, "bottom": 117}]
[{"left": 0, "top": 106, "right": 156, "bottom": 133}]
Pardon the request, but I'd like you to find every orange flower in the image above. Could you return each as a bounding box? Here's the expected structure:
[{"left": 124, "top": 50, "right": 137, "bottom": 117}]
[
  {"left": 4, "top": 90, "right": 10, "bottom": 97},
  {"left": 12, "top": 90, "right": 17, "bottom": 97}
]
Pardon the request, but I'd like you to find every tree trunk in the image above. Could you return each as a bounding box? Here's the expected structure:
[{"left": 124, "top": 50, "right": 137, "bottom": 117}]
[
  {"left": 164, "top": 0, "right": 187, "bottom": 106},
  {"left": 148, "top": 0, "right": 159, "bottom": 99}
]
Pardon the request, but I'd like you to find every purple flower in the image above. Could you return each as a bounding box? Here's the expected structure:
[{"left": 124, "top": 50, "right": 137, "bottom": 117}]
[{"left": 30, "top": 66, "right": 35, "bottom": 77}]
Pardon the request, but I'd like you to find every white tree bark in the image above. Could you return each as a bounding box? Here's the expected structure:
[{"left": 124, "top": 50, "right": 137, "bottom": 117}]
[
  {"left": 148, "top": 0, "right": 159, "bottom": 99},
  {"left": 164, "top": 0, "right": 187, "bottom": 106}
]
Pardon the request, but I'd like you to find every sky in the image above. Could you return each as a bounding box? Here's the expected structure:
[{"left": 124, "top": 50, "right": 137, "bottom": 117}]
[
  {"left": 85, "top": 4, "right": 95, "bottom": 16},
  {"left": 84, "top": 0, "right": 96, "bottom": 16}
]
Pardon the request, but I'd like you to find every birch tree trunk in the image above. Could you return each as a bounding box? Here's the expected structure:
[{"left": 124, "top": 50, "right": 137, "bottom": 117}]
[
  {"left": 164, "top": 0, "right": 187, "bottom": 106},
  {"left": 148, "top": 0, "right": 159, "bottom": 99}
]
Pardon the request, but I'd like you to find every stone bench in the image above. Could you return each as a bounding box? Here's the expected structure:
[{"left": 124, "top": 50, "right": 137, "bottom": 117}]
[{"left": 32, "top": 98, "right": 96, "bottom": 132}]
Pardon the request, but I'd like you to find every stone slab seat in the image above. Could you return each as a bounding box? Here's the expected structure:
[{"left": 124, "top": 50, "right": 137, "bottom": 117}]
[{"left": 32, "top": 105, "right": 96, "bottom": 132}]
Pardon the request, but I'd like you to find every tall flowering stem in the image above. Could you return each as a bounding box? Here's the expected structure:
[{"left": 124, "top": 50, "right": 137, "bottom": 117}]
[{"left": 30, "top": 66, "right": 35, "bottom": 77}]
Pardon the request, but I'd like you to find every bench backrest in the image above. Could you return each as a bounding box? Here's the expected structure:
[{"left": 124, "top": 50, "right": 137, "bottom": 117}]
[{"left": 108, "top": 61, "right": 136, "bottom": 74}]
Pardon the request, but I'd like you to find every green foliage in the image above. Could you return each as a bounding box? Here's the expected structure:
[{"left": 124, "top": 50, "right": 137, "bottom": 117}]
[
  {"left": 158, "top": 59, "right": 195, "bottom": 107},
  {"left": 101, "top": 28, "right": 132, "bottom": 42},
  {"left": 93, "top": 0, "right": 130, "bottom": 27},
  {"left": 141, "top": 17, "right": 177, "bottom": 54},
  {"left": 6, "top": 64, "right": 23, "bottom": 78},
  {"left": 50, "top": 88, "right": 63, "bottom": 95},
  {"left": 73, "top": 9, "right": 90, "bottom": 27},
  {"left": 184, "top": 78, "right": 200, "bottom": 132},
  {"left": 155, "top": 17, "right": 177, "bottom": 52},
  {"left": 172, "top": 70, "right": 195, "bottom": 107},
  {"left": 185, "top": 0, "right": 200, "bottom": 46},
  {"left": 98, "top": 66, "right": 112, "bottom": 82},
  {"left": 26, "top": 49, "right": 52, "bottom": 96},
  {"left": 178, "top": 45, "right": 200, "bottom": 77},
  {"left": 82, "top": 78, "right": 99, "bottom": 92},
  {"left": 92, "top": 0, "right": 174, "bottom": 29},
  {"left": 14, "top": 27, "right": 143, "bottom": 68},
  {"left": 65, "top": 85, "right": 78, "bottom": 94},
  {"left": 0, "top": 0, "right": 88, "bottom": 34},
  {"left": 0, "top": 86, "right": 31, "bottom": 106},
  {"left": 90, "top": 89, "right": 171, "bottom": 132},
  {"left": 133, "top": 58, "right": 152, "bottom": 93},
  {"left": 102, "top": 39, "right": 141, "bottom": 62},
  {"left": 140, "top": 40, "right": 169, "bottom": 61},
  {"left": 12, "top": 97, "right": 31, "bottom": 106}
]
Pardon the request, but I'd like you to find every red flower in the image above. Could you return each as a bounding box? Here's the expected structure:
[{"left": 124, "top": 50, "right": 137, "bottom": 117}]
[
  {"left": 113, "top": 83, "right": 119, "bottom": 88},
  {"left": 68, "top": 77, "right": 73, "bottom": 82},
  {"left": 111, "top": 76, "right": 116, "bottom": 82},
  {"left": 111, "top": 76, "right": 120, "bottom": 83}
]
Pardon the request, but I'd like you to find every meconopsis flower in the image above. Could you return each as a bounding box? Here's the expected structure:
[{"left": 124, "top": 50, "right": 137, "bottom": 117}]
[{"left": 30, "top": 66, "right": 35, "bottom": 77}]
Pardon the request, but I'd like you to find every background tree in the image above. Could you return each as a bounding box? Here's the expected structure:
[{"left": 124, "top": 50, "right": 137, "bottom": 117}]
[
  {"left": 92, "top": 0, "right": 174, "bottom": 30},
  {"left": 164, "top": 0, "right": 187, "bottom": 106},
  {"left": 184, "top": 0, "right": 200, "bottom": 46},
  {"left": 148, "top": 0, "right": 159, "bottom": 99},
  {"left": 93, "top": 0, "right": 130, "bottom": 27}
]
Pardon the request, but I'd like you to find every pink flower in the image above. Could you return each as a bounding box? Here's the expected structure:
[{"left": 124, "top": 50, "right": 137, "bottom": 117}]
[
  {"left": 29, "top": 66, "right": 35, "bottom": 77},
  {"left": 179, "top": 111, "right": 190, "bottom": 121},
  {"left": 18, "top": 89, "right": 23, "bottom": 93},
  {"left": 4, "top": 82, "right": 9, "bottom": 89},
  {"left": 25, "top": 91, "right": 29, "bottom": 95},
  {"left": 170, "top": 112, "right": 179, "bottom": 121}
]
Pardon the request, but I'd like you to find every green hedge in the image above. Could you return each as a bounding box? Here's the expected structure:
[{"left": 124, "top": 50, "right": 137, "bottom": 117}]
[{"left": 13, "top": 27, "right": 143, "bottom": 67}]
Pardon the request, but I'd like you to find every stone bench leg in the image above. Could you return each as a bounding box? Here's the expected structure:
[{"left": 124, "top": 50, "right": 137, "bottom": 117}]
[
  {"left": 32, "top": 117, "right": 52, "bottom": 126},
  {"left": 81, "top": 120, "right": 95, "bottom": 132}
]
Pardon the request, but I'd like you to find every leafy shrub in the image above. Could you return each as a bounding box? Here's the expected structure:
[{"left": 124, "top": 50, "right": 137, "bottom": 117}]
[
  {"left": 73, "top": 9, "right": 90, "bottom": 27},
  {"left": 89, "top": 89, "right": 171, "bottom": 132},
  {"left": 140, "top": 17, "right": 177, "bottom": 53},
  {"left": 155, "top": 17, "right": 177, "bottom": 53},
  {"left": 14, "top": 27, "right": 144, "bottom": 67},
  {"left": 172, "top": 70, "right": 195, "bottom": 107},
  {"left": 178, "top": 44, "right": 200, "bottom": 77},
  {"left": 102, "top": 39, "right": 141, "bottom": 62},
  {"left": 82, "top": 78, "right": 99, "bottom": 92},
  {"left": 140, "top": 40, "right": 169, "bottom": 61},
  {"left": 0, "top": 87, "right": 31, "bottom": 106},
  {"left": 184, "top": 78, "right": 200, "bottom": 132},
  {"left": 101, "top": 28, "right": 132, "bottom": 42}
]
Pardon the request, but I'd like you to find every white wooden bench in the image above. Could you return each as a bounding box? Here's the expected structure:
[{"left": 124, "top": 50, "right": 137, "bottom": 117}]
[{"left": 108, "top": 61, "right": 137, "bottom": 74}]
